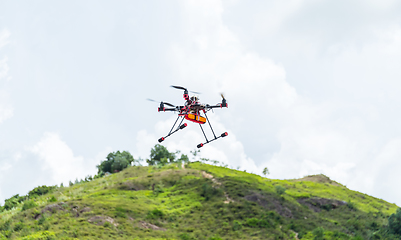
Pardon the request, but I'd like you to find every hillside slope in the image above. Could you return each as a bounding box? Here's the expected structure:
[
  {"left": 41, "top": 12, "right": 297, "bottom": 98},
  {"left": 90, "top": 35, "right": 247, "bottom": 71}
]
[{"left": 0, "top": 162, "right": 399, "bottom": 240}]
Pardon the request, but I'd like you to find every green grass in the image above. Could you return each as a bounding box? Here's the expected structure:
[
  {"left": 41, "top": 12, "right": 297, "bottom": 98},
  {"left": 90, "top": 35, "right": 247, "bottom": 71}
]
[{"left": 0, "top": 162, "right": 400, "bottom": 240}]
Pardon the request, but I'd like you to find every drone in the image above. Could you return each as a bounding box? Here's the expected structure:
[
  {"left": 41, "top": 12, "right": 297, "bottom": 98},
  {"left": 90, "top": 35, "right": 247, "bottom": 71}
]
[{"left": 148, "top": 85, "right": 228, "bottom": 148}]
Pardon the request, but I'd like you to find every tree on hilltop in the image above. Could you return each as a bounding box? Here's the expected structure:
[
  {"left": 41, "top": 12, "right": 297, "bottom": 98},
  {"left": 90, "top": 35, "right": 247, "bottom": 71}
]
[
  {"left": 97, "top": 150, "right": 137, "bottom": 175},
  {"left": 147, "top": 144, "right": 175, "bottom": 166}
]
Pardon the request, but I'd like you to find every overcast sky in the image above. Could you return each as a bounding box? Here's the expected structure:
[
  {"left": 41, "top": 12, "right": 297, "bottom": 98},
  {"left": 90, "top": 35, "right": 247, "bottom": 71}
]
[{"left": 1, "top": 0, "right": 401, "bottom": 207}]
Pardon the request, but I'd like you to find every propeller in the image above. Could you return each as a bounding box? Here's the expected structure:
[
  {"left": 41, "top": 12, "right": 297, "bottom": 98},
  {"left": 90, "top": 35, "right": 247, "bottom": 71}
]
[
  {"left": 220, "top": 93, "right": 227, "bottom": 107},
  {"left": 146, "top": 99, "right": 175, "bottom": 107},
  {"left": 171, "top": 85, "right": 201, "bottom": 94},
  {"left": 171, "top": 85, "right": 187, "bottom": 91}
]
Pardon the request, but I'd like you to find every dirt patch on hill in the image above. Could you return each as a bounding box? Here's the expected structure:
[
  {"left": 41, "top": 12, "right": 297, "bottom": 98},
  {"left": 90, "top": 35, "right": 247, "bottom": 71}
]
[
  {"left": 139, "top": 221, "right": 166, "bottom": 231},
  {"left": 40, "top": 202, "right": 66, "bottom": 215},
  {"left": 245, "top": 193, "right": 293, "bottom": 218},
  {"left": 88, "top": 216, "right": 118, "bottom": 227},
  {"left": 297, "top": 197, "right": 347, "bottom": 212},
  {"left": 118, "top": 181, "right": 145, "bottom": 191},
  {"left": 291, "top": 174, "right": 342, "bottom": 187}
]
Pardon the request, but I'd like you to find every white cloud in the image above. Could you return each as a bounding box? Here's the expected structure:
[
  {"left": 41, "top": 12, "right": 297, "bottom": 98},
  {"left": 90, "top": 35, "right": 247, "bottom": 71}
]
[
  {"left": 0, "top": 29, "right": 13, "bottom": 123},
  {"left": 164, "top": 0, "right": 401, "bottom": 206},
  {"left": 29, "top": 132, "right": 99, "bottom": 185},
  {"left": 0, "top": 29, "right": 10, "bottom": 49}
]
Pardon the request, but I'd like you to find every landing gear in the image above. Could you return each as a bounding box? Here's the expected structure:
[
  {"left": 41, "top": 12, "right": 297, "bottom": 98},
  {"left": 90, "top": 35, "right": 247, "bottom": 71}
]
[
  {"left": 197, "top": 112, "right": 228, "bottom": 148},
  {"left": 158, "top": 115, "right": 187, "bottom": 143}
]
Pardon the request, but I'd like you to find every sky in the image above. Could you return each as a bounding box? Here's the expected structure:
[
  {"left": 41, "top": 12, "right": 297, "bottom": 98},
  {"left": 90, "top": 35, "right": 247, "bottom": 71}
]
[{"left": 1, "top": 0, "right": 401, "bottom": 207}]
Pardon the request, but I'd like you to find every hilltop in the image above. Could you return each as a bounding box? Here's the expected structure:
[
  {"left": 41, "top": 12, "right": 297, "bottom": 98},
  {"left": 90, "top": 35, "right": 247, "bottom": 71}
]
[{"left": 0, "top": 162, "right": 400, "bottom": 239}]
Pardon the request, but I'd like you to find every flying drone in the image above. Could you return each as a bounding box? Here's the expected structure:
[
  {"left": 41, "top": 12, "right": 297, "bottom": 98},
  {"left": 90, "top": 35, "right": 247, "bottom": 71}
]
[{"left": 148, "top": 85, "right": 228, "bottom": 148}]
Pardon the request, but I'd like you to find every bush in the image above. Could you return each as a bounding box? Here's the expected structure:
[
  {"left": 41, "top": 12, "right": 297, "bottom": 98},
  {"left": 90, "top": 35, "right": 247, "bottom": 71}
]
[
  {"left": 48, "top": 196, "right": 57, "bottom": 203},
  {"left": 200, "top": 183, "right": 222, "bottom": 201},
  {"left": 312, "top": 227, "right": 324, "bottom": 240},
  {"left": 13, "top": 222, "right": 25, "bottom": 232},
  {"left": 3, "top": 194, "right": 26, "bottom": 210},
  {"left": 147, "top": 209, "right": 164, "bottom": 219},
  {"left": 389, "top": 208, "right": 401, "bottom": 235},
  {"left": 208, "top": 235, "right": 223, "bottom": 240},
  {"left": 233, "top": 220, "right": 242, "bottom": 231},
  {"left": 179, "top": 233, "right": 193, "bottom": 240},
  {"left": 28, "top": 185, "right": 56, "bottom": 198},
  {"left": 22, "top": 200, "right": 37, "bottom": 211},
  {"left": 275, "top": 185, "right": 286, "bottom": 195}
]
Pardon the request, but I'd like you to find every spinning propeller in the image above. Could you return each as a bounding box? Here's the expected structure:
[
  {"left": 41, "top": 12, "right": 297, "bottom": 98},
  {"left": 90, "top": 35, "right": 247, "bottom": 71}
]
[
  {"left": 171, "top": 85, "right": 201, "bottom": 94},
  {"left": 146, "top": 99, "right": 176, "bottom": 108}
]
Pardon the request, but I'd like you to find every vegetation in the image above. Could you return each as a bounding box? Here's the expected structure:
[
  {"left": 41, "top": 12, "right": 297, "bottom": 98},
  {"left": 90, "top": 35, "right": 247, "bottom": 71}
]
[
  {"left": 97, "top": 151, "right": 137, "bottom": 175},
  {"left": 0, "top": 146, "right": 400, "bottom": 239},
  {"left": 147, "top": 144, "right": 176, "bottom": 166}
]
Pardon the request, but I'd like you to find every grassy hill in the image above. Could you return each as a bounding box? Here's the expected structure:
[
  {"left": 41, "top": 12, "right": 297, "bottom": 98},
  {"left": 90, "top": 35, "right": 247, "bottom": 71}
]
[{"left": 0, "top": 162, "right": 399, "bottom": 239}]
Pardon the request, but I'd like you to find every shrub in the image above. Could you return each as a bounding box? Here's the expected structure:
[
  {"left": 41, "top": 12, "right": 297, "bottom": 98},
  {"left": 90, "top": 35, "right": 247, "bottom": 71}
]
[
  {"left": 389, "top": 208, "right": 401, "bottom": 235},
  {"left": 28, "top": 185, "right": 56, "bottom": 198},
  {"left": 200, "top": 183, "right": 222, "bottom": 201},
  {"left": 147, "top": 209, "right": 164, "bottom": 219},
  {"left": 275, "top": 185, "right": 286, "bottom": 195},
  {"left": 179, "top": 233, "right": 193, "bottom": 240},
  {"left": 246, "top": 218, "right": 260, "bottom": 227},
  {"left": 208, "top": 235, "right": 223, "bottom": 240},
  {"left": 48, "top": 196, "right": 57, "bottom": 203},
  {"left": 347, "top": 200, "right": 357, "bottom": 210},
  {"left": 4, "top": 194, "right": 26, "bottom": 210},
  {"left": 232, "top": 220, "right": 242, "bottom": 231},
  {"left": 38, "top": 216, "right": 46, "bottom": 225},
  {"left": 13, "top": 222, "right": 25, "bottom": 232},
  {"left": 312, "top": 227, "right": 324, "bottom": 240},
  {"left": 0, "top": 220, "right": 11, "bottom": 231},
  {"left": 22, "top": 200, "right": 37, "bottom": 211}
]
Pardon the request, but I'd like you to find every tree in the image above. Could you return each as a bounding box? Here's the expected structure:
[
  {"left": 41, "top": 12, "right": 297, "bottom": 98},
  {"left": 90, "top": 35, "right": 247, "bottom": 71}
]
[
  {"left": 147, "top": 144, "right": 175, "bottom": 166},
  {"left": 262, "top": 167, "right": 269, "bottom": 177},
  {"left": 178, "top": 154, "right": 189, "bottom": 163},
  {"left": 389, "top": 208, "right": 401, "bottom": 235},
  {"left": 97, "top": 150, "right": 136, "bottom": 174}
]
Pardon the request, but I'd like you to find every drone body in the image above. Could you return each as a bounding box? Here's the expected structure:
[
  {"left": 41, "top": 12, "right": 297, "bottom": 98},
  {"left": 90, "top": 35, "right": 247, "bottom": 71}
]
[{"left": 151, "top": 85, "right": 228, "bottom": 148}]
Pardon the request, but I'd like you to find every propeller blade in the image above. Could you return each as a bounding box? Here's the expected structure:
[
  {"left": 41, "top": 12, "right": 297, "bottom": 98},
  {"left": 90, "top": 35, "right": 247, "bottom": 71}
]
[
  {"left": 190, "top": 91, "right": 201, "bottom": 94},
  {"left": 220, "top": 93, "right": 226, "bottom": 100},
  {"left": 147, "top": 99, "right": 176, "bottom": 107},
  {"left": 163, "top": 102, "right": 175, "bottom": 107},
  {"left": 171, "top": 85, "right": 187, "bottom": 91}
]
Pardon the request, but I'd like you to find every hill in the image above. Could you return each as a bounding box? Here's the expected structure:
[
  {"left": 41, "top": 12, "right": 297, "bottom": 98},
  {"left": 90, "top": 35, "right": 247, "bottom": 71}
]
[{"left": 0, "top": 162, "right": 400, "bottom": 239}]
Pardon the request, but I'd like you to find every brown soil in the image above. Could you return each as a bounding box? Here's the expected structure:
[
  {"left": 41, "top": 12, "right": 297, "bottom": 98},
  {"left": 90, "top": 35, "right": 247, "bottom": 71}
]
[
  {"left": 41, "top": 202, "right": 66, "bottom": 214},
  {"left": 245, "top": 193, "right": 293, "bottom": 218},
  {"left": 139, "top": 221, "right": 166, "bottom": 231},
  {"left": 297, "top": 197, "right": 347, "bottom": 212},
  {"left": 88, "top": 216, "right": 118, "bottom": 227}
]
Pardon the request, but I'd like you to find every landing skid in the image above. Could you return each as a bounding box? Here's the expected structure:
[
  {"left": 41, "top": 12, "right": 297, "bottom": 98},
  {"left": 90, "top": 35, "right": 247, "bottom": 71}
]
[
  {"left": 158, "top": 112, "right": 227, "bottom": 148},
  {"left": 197, "top": 112, "right": 228, "bottom": 148},
  {"left": 158, "top": 115, "right": 187, "bottom": 143}
]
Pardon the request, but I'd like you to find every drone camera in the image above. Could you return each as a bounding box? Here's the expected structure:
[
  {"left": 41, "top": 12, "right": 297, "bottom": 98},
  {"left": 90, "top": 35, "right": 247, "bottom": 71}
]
[{"left": 221, "top": 132, "right": 228, "bottom": 137}]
